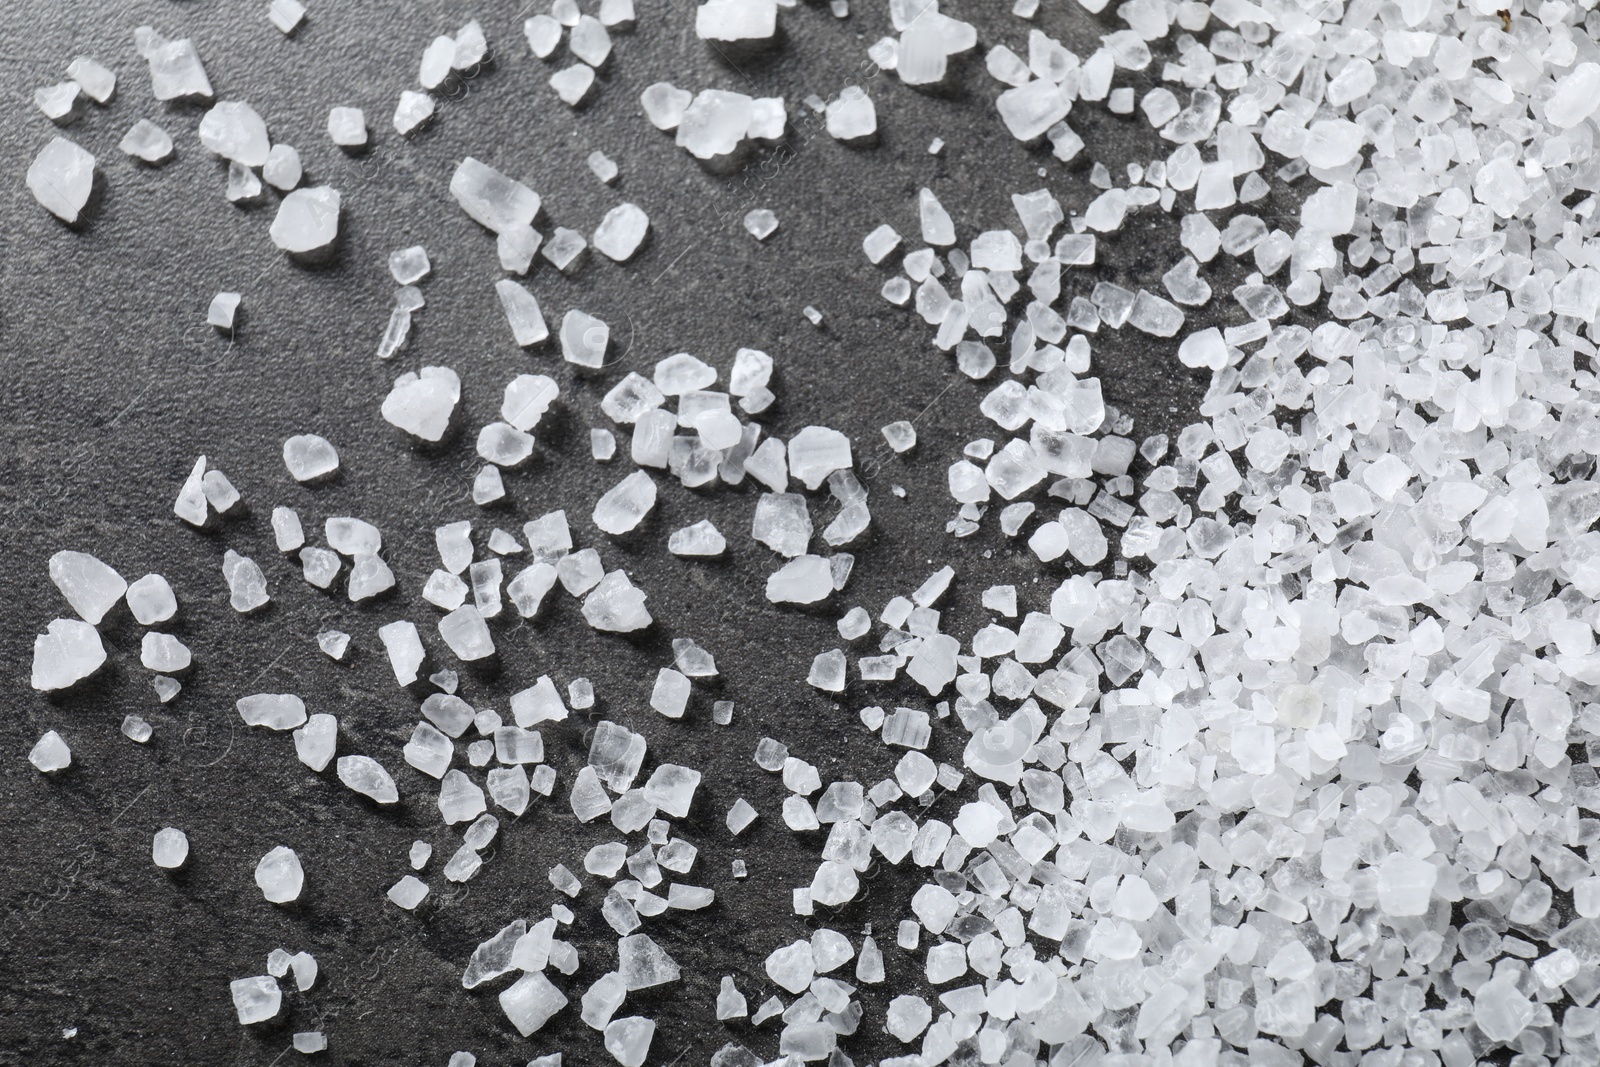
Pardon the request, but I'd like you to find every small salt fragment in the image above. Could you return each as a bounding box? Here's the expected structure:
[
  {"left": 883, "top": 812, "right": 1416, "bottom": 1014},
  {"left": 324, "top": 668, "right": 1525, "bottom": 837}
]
[
  {"left": 314, "top": 631, "right": 349, "bottom": 662},
  {"left": 220, "top": 551, "right": 269, "bottom": 613},
  {"left": 292, "top": 714, "right": 337, "bottom": 771},
  {"left": 337, "top": 755, "right": 398, "bottom": 804},
  {"left": 122, "top": 714, "right": 153, "bottom": 743},
  {"left": 203, "top": 291, "right": 241, "bottom": 332},
  {"left": 744, "top": 209, "right": 779, "bottom": 240},
  {"left": 261, "top": 144, "right": 301, "bottom": 191},
  {"left": 67, "top": 57, "right": 115, "bottom": 104},
  {"left": 382, "top": 367, "right": 460, "bottom": 442},
  {"left": 668, "top": 519, "right": 725, "bottom": 556}
]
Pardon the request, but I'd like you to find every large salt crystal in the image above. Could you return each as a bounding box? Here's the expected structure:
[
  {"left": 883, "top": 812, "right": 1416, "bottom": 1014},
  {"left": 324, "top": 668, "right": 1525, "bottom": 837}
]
[
  {"left": 237, "top": 693, "right": 307, "bottom": 731},
  {"left": 337, "top": 755, "right": 399, "bottom": 804},
  {"left": 826, "top": 87, "right": 877, "bottom": 142},
  {"left": 593, "top": 203, "right": 650, "bottom": 262},
  {"left": 583, "top": 571, "right": 651, "bottom": 631},
  {"left": 695, "top": 0, "right": 776, "bottom": 41},
  {"left": 255, "top": 846, "right": 304, "bottom": 903},
  {"left": 641, "top": 83, "right": 693, "bottom": 130},
  {"left": 327, "top": 106, "right": 367, "bottom": 147},
  {"left": 1546, "top": 63, "right": 1600, "bottom": 130},
  {"left": 767, "top": 555, "right": 833, "bottom": 604},
  {"left": 27, "top": 137, "right": 95, "bottom": 224},
  {"left": 29, "top": 730, "right": 71, "bottom": 772},
  {"left": 49, "top": 550, "right": 126, "bottom": 623},
  {"left": 230, "top": 977, "right": 280, "bottom": 1025},
  {"left": 787, "top": 427, "right": 852, "bottom": 489},
  {"left": 594, "top": 471, "right": 657, "bottom": 534},
  {"left": 138, "top": 29, "right": 213, "bottom": 100},
  {"left": 618, "top": 933, "right": 680, "bottom": 989},
  {"left": 764, "top": 940, "right": 814, "bottom": 994},
  {"left": 605, "top": 1017, "right": 655, "bottom": 1067},
  {"left": 996, "top": 79, "right": 1073, "bottom": 141},
  {"left": 283, "top": 434, "right": 338, "bottom": 481},
  {"left": 67, "top": 57, "right": 115, "bottom": 103},
  {"left": 120, "top": 120, "right": 173, "bottom": 164},
  {"left": 377, "top": 620, "right": 424, "bottom": 685},
  {"left": 451, "top": 157, "right": 541, "bottom": 235},
  {"left": 676, "top": 90, "right": 752, "bottom": 161},
  {"left": 561, "top": 310, "right": 609, "bottom": 366},
  {"left": 393, "top": 90, "right": 435, "bottom": 135},
  {"left": 382, "top": 366, "right": 460, "bottom": 441},
  {"left": 152, "top": 827, "right": 189, "bottom": 869},
  {"left": 222, "top": 550, "right": 269, "bottom": 612},
  {"left": 439, "top": 605, "right": 495, "bottom": 661},
  {"left": 269, "top": 187, "right": 341, "bottom": 254},
  {"left": 198, "top": 102, "right": 270, "bottom": 166},
  {"left": 500, "top": 972, "right": 568, "bottom": 1036},
  {"left": 1474, "top": 976, "right": 1534, "bottom": 1042}
]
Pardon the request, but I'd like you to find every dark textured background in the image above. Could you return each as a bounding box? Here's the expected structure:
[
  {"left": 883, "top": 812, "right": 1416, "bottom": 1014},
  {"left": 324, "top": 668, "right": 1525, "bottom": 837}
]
[{"left": 0, "top": 1, "right": 1250, "bottom": 1064}]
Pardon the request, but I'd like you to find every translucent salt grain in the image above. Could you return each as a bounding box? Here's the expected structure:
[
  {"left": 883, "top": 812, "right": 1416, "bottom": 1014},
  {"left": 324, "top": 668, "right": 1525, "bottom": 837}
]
[
  {"left": 151, "top": 827, "right": 188, "bottom": 869},
  {"left": 594, "top": 470, "right": 656, "bottom": 534},
  {"left": 618, "top": 933, "right": 680, "bottom": 990},
  {"left": 826, "top": 87, "right": 876, "bottom": 141},
  {"left": 267, "top": 0, "right": 305, "bottom": 33},
  {"left": 278, "top": 435, "right": 338, "bottom": 483},
  {"left": 230, "top": 977, "right": 280, "bottom": 1025},
  {"left": 326, "top": 106, "right": 366, "bottom": 147},
  {"left": 35, "top": 82, "right": 80, "bottom": 123},
  {"left": 120, "top": 119, "right": 172, "bottom": 163},
  {"left": 453, "top": 19, "right": 488, "bottom": 70},
  {"left": 29, "top": 730, "right": 71, "bottom": 773},
  {"left": 808, "top": 650, "right": 846, "bottom": 692},
  {"left": 499, "top": 972, "right": 569, "bottom": 1037},
  {"left": 881, "top": 421, "right": 916, "bottom": 452},
  {"left": 439, "top": 605, "right": 495, "bottom": 661},
  {"left": 744, "top": 208, "right": 779, "bottom": 240},
  {"left": 594, "top": 203, "right": 650, "bottom": 261},
  {"left": 27, "top": 137, "right": 95, "bottom": 224},
  {"left": 67, "top": 57, "right": 115, "bottom": 103},
  {"left": 255, "top": 846, "right": 304, "bottom": 903},
  {"left": 766, "top": 555, "right": 833, "bottom": 604},
  {"left": 141, "top": 632, "right": 191, "bottom": 673},
  {"left": 676, "top": 90, "right": 753, "bottom": 161},
  {"left": 551, "top": 65, "right": 596, "bottom": 106},
  {"left": 270, "top": 186, "right": 341, "bottom": 254},
  {"left": 696, "top": 0, "right": 777, "bottom": 41}
]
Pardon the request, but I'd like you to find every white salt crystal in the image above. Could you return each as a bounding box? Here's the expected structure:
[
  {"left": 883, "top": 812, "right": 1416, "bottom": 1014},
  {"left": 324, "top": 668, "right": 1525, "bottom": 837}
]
[
  {"left": 255, "top": 846, "right": 304, "bottom": 903},
  {"left": 122, "top": 714, "right": 153, "bottom": 743},
  {"left": 49, "top": 550, "right": 126, "bottom": 624},
  {"left": 387, "top": 875, "right": 428, "bottom": 911},
  {"left": 618, "top": 933, "right": 680, "bottom": 989},
  {"left": 594, "top": 203, "right": 650, "bottom": 261},
  {"left": 863, "top": 224, "right": 901, "bottom": 263},
  {"left": 641, "top": 83, "right": 692, "bottom": 130},
  {"left": 744, "top": 208, "right": 779, "bottom": 240},
  {"left": 669, "top": 519, "right": 725, "bottom": 556},
  {"left": 500, "top": 972, "right": 568, "bottom": 1037},
  {"left": 696, "top": 0, "right": 777, "bottom": 41},
  {"left": 787, "top": 427, "right": 853, "bottom": 489},
  {"left": 29, "top": 730, "right": 71, "bottom": 773},
  {"left": 270, "top": 187, "right": 341, "bottom": 254},
  {"left": 594, "top": 471, "right": 657, "bottom": 534},
  {"left": 67, "top": 57, "right": 115, "bottom": 103},
  {"left": 438, "top": 605, "right": 495, "bottom": 662},
  {"left": 27, "top": 137, "right": 95, "bottom": 224},
  {"left": 199, "top": 101, "right": 270, "bottom": 166},
  {"left": 35, "top": 82, "right": 80, "bottom": 122},
  {"left": 451, "top": 158, "right": 540, "bottom": 235},
  {"left": 826, "top": 86, "right": 876, "bottom": 141},
  {"left": 293, "top": 713, "right": 337, "bottom": 770},
  {"left": 382, "top": 366, "right": 460, "bottom": 441},
  {"left": 676, "top": 90, "right": 752, "bottom": 161},
  {"left": 282, "top": 434, "right": 338, "bottom": 482},
  {"left": 138, "top": 29, "right": 213, "bottom": 101},
  {"left": 326, "top": 107, "right": 366, "bottom": 147},
  {"left": 120, "top": 119, "right": 172, "bottom": 163},
  {"left": 551, "top": 65, "right": 596, "bottom": 106},
  {"left": 230, "top": 162, "right": 262, "bottom": 204},
  {"left": 230, "top": 977, "right": 280, "bottom": 1025},
  {"left": 337, "top": 755, "right": 398, "bottom": 803},
  {"left": 605, "top": 1017, "right": 654, "bottom": 1067},
  {"left": 393, "top": 89, "right": 434, "bottom": 135},
  {"left": 152, "top": 827, "right": 188, "bottom": 868},
  {"left": 267, "top": 0, "right": 305, "bottom": 33},
  {"left": 376, "top": 620, "right": 424, "bottom": 686},
  {"left": 453, "top": 19, "right": 488, "bottom": 69},
  {"left": 140, "top": 632, "right": 191, "bottom": 673},
  {"left": 766, "top": 555, "right": 832, "bottom": 603}
]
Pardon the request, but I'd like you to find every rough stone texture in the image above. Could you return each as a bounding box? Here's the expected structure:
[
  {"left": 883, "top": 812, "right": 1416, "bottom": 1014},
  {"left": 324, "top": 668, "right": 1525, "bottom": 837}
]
[{"left": 0, "top": 2, "right": 1227, "bottom": 1065}]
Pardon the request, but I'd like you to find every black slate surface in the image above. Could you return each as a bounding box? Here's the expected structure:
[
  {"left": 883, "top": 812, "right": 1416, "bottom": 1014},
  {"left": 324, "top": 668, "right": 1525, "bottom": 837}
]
[{"left": 0, "top": 2, "right": 1247, "bottom": 1064}]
